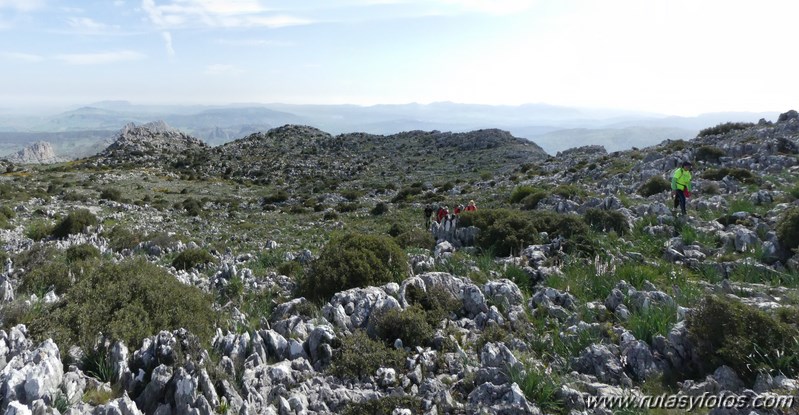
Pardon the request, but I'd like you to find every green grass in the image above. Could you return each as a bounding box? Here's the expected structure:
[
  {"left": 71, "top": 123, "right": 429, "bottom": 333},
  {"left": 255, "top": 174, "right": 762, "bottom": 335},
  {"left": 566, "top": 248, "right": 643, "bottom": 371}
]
[{"left": 626, "top": 303, "right": 679, "bottom": 344}]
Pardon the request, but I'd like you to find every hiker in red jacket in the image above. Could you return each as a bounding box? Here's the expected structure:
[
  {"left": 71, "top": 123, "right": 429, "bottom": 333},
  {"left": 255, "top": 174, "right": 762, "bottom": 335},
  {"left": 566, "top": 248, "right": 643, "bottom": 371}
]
[
  {"left": 464, "top": 200, "right": 477, "bottom": 212},
  {"left": 436, "top": 206, "right": 449, "bottom": 223}
]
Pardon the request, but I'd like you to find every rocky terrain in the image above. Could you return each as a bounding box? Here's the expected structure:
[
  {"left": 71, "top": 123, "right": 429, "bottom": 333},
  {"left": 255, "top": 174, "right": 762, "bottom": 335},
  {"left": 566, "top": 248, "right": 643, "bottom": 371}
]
[
  {"left": 0, "top": 112, "right": 797, "bottom": 414},
  {"left": 3, "top": 141, "right": 61, "bottom": 164}
]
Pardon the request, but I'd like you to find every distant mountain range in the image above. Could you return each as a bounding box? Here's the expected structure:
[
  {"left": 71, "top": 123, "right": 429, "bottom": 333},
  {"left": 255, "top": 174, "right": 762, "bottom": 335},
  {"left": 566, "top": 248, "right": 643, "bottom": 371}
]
[{"left": 0, "top": 101, "right": 781, "bottom": 158}]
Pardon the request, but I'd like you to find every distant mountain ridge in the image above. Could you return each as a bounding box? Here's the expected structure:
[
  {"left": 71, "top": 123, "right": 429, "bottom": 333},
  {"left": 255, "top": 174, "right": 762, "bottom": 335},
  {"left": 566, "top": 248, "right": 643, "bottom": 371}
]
[{"left": 0, "top": 102, "right": 781, "bottom": 157}]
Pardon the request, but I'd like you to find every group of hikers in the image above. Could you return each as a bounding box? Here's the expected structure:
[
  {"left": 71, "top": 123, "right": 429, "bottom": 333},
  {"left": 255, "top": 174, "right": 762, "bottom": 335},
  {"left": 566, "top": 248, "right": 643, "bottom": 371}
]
[
  {"left": 416, "top": 160, "right": 693, "bottom": 230},
  {"left": 424, "top": 200, "right": 477, "bottom": 228}
]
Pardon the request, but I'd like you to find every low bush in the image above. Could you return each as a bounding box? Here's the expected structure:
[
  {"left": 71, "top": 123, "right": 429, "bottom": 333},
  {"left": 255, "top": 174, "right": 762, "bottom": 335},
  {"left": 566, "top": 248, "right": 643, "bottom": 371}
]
[
  {"left": 390, "top": 185, "right": 422, "bottom": 203},
  {"left": 300, "top": 232, "right": 409, "bottom": 302},
  {"left": 583, "top": 208, "right": 629, "bottom": 235},
  {"left": 530, "top": 212, "right": 595, "bottom": 256},
  {"left": 51, "top": 209, "right": 98, "bottom": 239},
  {"left": 179, "top": 198, "right": 202, "bottom": 216},
  {"left": 105, "top": 226, "right": 143, "bottom": 251},
  {"left": 520, "top": 191, "right": 547, "bottom": 210},
  {"left": 66, "top": 244, "right": 100, "bottom": 263},
  {"left": 405, "top": 284, "right": 461, "bottom": 326},
  {"left": 372, "top": 305, "right": 434, "bottom": 348},
  {"left": 703, "top": 167, "right": 756, "bottom": 183},
  {"left": 459, "top": 209, "right": 538, "bottom": 256},
  {"left": 370, "top": 202, "right": 389, "bottom": 216},
  {"left": 17, "top": 246, "right": 72, "bottom": 295},
  {"left": 393, "top": 228, "right": 436, "bottom": 250},
  {"left": 509, "top": 185, "right": 540, "bottom": 203},
  {"left": 329, "top": 330, "right": 404, "bottom": 380},
  {"left": 26, "top": 258, "right": 216, "bottom": 351},
  {"left": 262, "top": 190, "right": 289, "bottom": 204},
  {"left": 0, "top": 205, "right": 15, "bottom": 219},
  {"left": 698, "top": 122, "right": 754, "bottom": 137},
  {"left": 687, "top": 295, "right": 799, "bottom": 382},
  {"left": 694, "top": 145, "right": 725, "bottom": 163},
  {"left": 172, "top": 248, "right": 217, "bottom": 270},
  {"left": 340, "top": 189, "right": 363, "bottom": 202},
  {"left": 638, "top": 176, "right": 671, "bottom": 197},
  {"left": 776, "top": 207, "right": 799, "bottom": 255},
  {"left": 99, "top": 188, "right": 123, "bottom": 202},
  {"left": 341, "top": 396, "right": 423, "bottom": 415}
]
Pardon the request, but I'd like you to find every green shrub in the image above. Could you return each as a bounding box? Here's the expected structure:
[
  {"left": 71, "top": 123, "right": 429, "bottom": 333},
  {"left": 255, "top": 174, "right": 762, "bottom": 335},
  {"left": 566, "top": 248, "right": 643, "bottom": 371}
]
[
  {"left": 390, "top": 185, "right": 422, "bottom": 203},
  {"left": 172, "top": 248, "right": 216, "bottom": 270},
  {"left": 638, "top": 176, "right": 671, "bottom": 197},
  {"left": 583, "top": 208, "right": 629, "bottom": 235},
  {"left": 520, "top": 191, "right": 547, "bottom": 210},
  {"left": 61, "top": 191, "right": 89, "bottom": 202},
  {"left": 370, "top": 202, "right": 389, "bottom": 216},
  {"left": 459, "top": 209, "right": 538, "bottom": 256},
  {"left": 341, "top": 396, "right": 423, "bottom": 415},
  {"left": 277, "top": 261, "right": 303, "bottom": 277},
  {"left": 777, "top": 207, "right": 799, "bottom": 255},
  {"left": 51, "top": 209, "right": 98, "bottom": 239},
  {"left": 509, "top": 185, "right": 538, "bottom": 203},
  {"left": 703, "top": 167, "right": 756, "bottom": 183},
  {"left": 0, "top": 205, "right": 15, "bottom": 219},
  {"left": 66, "top": 244, "right": 100, "bottom": 263},
  {"left": 105, "top": 226, "right": 142, "bottom": 251},
  {"left": 341, "top": 189, "right": 363, "bottom": 202},
  {"left": 301, "top": 232, "right": 409, "bottom": 302},
  {"left": 694, "top": 146, "right": 725, "bottom": 163},
  {"left": 329, "top": 330, "right": 404, "bottom": 380},
  {"left": 26, "top": 258, "right": 216, "bottom": 351},
  {"left": 530, "top": 212, "right": 595, "bottom": 256},
  {"left": 0, "top": 215, "right": 8, "bottom": 230},
  {"left": 405, "top": 284, "right": 461, "bottom": 326},
  {"left": 687, "top": 295, "right": 799, "bottom": 381},
  {"left": 99, "top": 188, "right": 123, "bottom": 202},
  {"left": 17, "top": 247, "right": 73, "bottom": 295},
  {"left": 336, "top": 202, "right": 360, "bottom": 213},
  {"left": 698, "top": 122, "right": 754, "bottom": 137},
  {"left": 179, "top": 197, "right": 202, "bottom": 216},
  {"left": 373, "top": 305, "right": 434, "bottom": 348},
  {"left": 393, "top": 228, "right": 435, "bottom": 250},
  {"left": 263, "top": 190, "right": 289, "bottom": 204},
  {"left": 553, "top": 184, "right": 583, "bottom": 199}
]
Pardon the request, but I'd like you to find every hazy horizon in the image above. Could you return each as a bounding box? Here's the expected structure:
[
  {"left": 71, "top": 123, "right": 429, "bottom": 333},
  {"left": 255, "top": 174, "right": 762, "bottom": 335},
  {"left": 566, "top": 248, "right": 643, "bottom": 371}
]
[{"left": 2, "top": 0, "right": 797, "bottom": 117}]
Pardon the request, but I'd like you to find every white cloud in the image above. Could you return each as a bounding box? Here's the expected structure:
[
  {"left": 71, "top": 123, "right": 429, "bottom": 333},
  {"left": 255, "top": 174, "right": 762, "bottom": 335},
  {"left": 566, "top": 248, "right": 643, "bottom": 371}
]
[
  {"left": 215, "top": 38, "right": 291, "bottom": 47},
  {"left": 0, "top": 0, "right": 45, "bottom": 11},
  {"left": 437, "top": 0, "right": 536, "bottom": 14},
  {"left": 66, "top": 17, "right": 116, "bottom": 32},
  {"left": 161, "top": 31, "right": 175, "bottom": 56},
  {"left": 141, "top": 0, "right": 312, "bottom": 29},
  {"left": 55, "top": 50, "right": 146, "bottom": 65},
  {"left": 205, "top": 64, "right": 242, "bottom": 75},
  {"left": 0, "top": 51, "right": 44, "bottom": 62}
]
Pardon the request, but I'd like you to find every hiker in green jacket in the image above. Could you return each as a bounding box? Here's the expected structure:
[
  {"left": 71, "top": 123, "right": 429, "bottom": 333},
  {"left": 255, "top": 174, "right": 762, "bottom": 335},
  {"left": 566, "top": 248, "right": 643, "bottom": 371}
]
[{"left": 672, "top": 161, "right": 693, "bottom": 215}]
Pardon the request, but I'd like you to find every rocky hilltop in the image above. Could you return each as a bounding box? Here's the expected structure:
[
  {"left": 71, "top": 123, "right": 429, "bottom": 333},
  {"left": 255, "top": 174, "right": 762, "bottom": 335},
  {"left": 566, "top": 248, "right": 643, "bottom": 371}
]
[
  {"left": 3, "top": 141, "right": 60, "bottom": 164},
  {"left": 0, "top": 112, "right": 798, "bottom": 414},
  {"left": 90, "top": 120, "right": 209, "bottom": 167}
]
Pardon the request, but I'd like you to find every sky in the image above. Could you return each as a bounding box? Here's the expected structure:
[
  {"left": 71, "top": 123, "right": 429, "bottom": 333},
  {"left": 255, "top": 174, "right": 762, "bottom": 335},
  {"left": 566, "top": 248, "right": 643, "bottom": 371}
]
[{"left": 0, "top": 0, "right": 797, "bottom": 116}]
